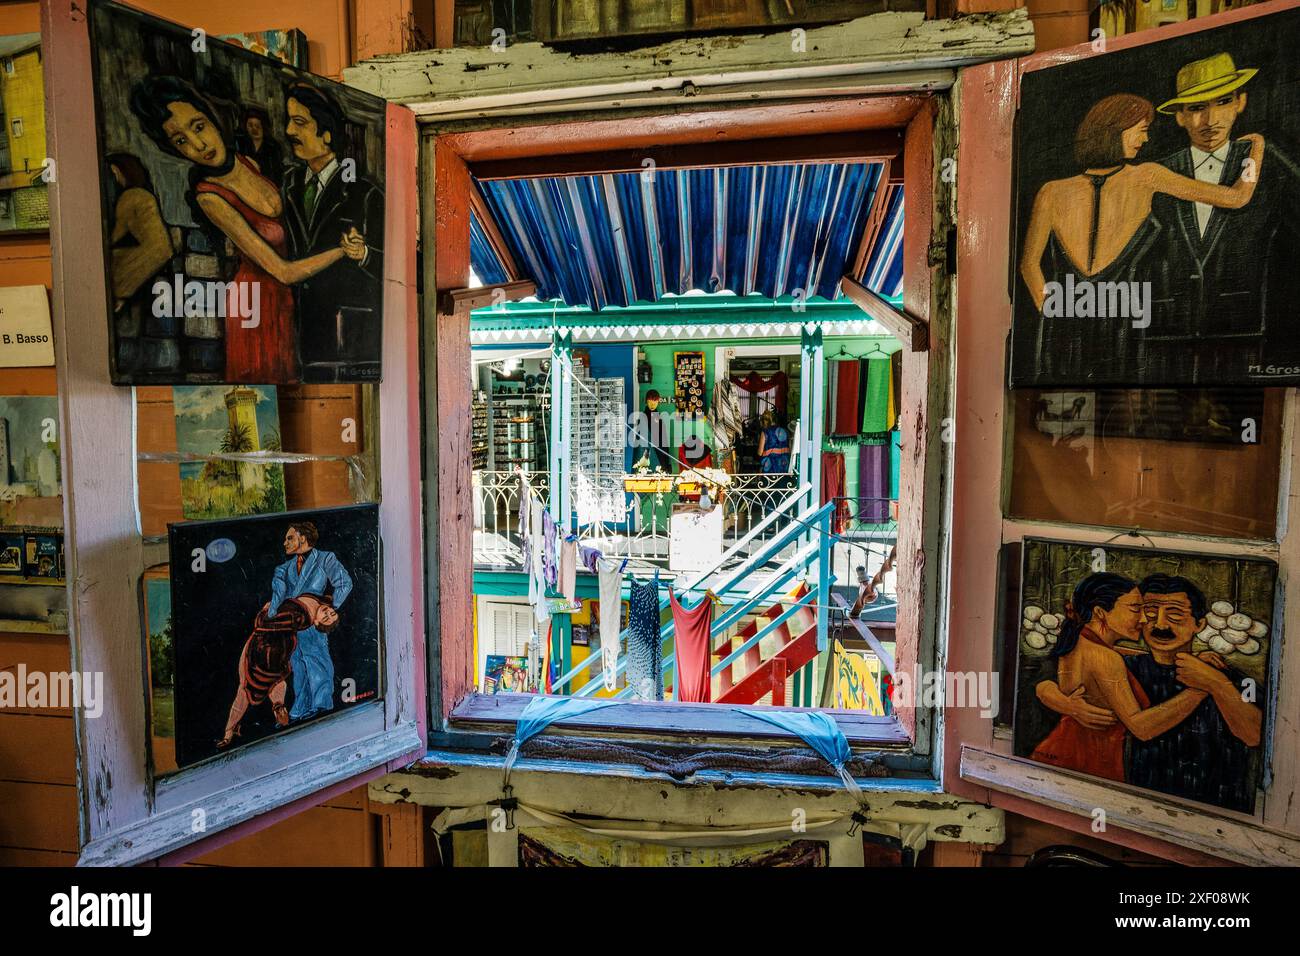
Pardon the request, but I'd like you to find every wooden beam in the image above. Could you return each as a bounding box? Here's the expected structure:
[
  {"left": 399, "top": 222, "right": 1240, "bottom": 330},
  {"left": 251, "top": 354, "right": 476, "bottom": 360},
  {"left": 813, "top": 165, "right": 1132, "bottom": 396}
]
[
  {"left": 433, "top": 0, "right": 454, "bottom": 48},
  {"left": 438, "top": 280, "right": 537, "bottom": 315},
  {"left": 375, "top": 801, "right": 426, "bottom": 867},
  {"left": 427, "top": 139, "right": 475, "bottom": 722},
  {"left": 470, "top": 131, "right": 903, "bottom": 181},
  {"left": 440, "top": 98, "right": 927, "bottom": 166},
  {"left": 468, "top": 185, "right": 521, "bottom": 279},
  {"left": 850, "top": 163, "right": 894, "bottom": 278},
  {"left": 960, "top": 746, "right": 1300, "bottom": 867},
  {"left": 831, "top": 593, "right": 896, "bottom": 675},
  {"left": 343, "top": 10, "right": 1034, "bottom": 113},
  {"left": 840, "top": 274, "right": 929, "bottom": 352}
]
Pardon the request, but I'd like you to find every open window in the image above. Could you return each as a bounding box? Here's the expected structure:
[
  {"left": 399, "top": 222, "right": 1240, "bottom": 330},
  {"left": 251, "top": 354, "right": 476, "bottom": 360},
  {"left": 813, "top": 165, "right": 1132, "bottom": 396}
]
[
  {"left": 949, "top": 1, "right": 1300, "bottom": 866},
  {"left": 418, "top": 85, "right": 954, "bottom": 769},
  {"left": 45, "top": 0, "right": 424, "bottom": 865}
]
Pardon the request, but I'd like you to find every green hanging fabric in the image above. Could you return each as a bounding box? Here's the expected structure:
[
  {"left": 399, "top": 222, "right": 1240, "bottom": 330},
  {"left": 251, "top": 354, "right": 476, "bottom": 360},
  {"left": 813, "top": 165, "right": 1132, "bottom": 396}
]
[{"left": 860, "top": 357, "right": 891, "bottom": 434}]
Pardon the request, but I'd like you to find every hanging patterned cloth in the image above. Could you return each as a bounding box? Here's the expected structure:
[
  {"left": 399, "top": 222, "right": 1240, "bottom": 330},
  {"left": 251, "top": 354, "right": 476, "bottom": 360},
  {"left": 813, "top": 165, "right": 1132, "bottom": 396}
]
[
  {"left": 710, "top": 374, "right": 744, "bottom": 462},
  {"left": 626, "top": 574, "right": 664, "bottom": 701}
]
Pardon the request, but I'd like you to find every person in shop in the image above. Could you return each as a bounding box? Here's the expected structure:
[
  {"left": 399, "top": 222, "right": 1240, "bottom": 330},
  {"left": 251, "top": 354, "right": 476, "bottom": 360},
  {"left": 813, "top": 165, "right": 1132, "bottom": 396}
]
[
  {"left": 632, "top": 389, "right": 675, "bottom": 472},
  {"left": 757, "top": 410, "right": 792, "bottom": 473}
]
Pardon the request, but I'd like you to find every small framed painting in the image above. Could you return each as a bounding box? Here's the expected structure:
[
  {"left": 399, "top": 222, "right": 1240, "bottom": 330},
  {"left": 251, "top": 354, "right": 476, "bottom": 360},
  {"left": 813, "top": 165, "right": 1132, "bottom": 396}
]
[
  {"left": 168, "top": 503, "right": 381, "bottom": 768},
  {"left": 1013, "top": 537, "right": 1276, "bottom": 814}
]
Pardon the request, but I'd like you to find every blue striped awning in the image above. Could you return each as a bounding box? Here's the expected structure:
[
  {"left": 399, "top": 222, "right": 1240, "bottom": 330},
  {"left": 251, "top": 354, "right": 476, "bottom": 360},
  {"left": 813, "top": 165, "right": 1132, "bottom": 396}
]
[{"left": 471, "top": 161, "right": 902, "bottom": 311}]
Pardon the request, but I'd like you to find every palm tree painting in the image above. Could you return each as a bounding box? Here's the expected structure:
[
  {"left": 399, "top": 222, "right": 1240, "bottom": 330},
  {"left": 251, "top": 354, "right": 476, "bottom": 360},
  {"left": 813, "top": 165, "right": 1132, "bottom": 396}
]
[{"left": 174, "top": 385, "right": 287, "bottom": 519}]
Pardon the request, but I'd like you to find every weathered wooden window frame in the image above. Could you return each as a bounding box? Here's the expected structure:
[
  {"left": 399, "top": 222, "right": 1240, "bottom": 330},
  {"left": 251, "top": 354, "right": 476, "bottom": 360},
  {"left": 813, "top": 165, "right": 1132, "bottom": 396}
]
[
  {"left": 418, "top": 90, "right": 956, "bottom": 774},
  {"left": 44, "top": 0, "right": 426, "bottom": 866},
  {"left": 947, "top": 0, "right": 1300, "bottom": 866}
]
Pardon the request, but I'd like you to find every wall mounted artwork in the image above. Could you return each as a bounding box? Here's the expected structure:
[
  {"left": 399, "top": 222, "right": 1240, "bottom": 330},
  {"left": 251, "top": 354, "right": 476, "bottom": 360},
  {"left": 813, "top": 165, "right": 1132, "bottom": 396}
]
[
  {"left": 89, "top": 0, "right": 386, "bottom": 385},
  {"left": 1009, "top": 6, "right": 1300, "bottom": 387},
  {"left": 173, "top": 384, "right": 285, "bottom": 519},
  {"left": 0, "top": 34, "right": 49, "bottom": 234},
  {"left": 219, "top": 29, "right": 308, "bottom": 70},
  {"left": 1013, "top": 538, "right": 1276, "bottom": 814},
  {"left": 168, "top": 504, "right": 381, "bottom": 768}
]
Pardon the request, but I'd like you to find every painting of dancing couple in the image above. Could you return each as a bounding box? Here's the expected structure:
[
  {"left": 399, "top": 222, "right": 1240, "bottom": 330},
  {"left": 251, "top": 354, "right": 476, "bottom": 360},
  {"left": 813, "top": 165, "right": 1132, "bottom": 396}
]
[
  {"left": 1010, "top": 7, "right": 1300, "bottom": 387},
  {"left": 168, "top": 505, "right": 380, "bottom": 768},
  {"left": 89, "top": 0, "right": 385, "bottom": 385},
  {"left": 1013, "top": 539, "right": 1276, "bottom": 814}
]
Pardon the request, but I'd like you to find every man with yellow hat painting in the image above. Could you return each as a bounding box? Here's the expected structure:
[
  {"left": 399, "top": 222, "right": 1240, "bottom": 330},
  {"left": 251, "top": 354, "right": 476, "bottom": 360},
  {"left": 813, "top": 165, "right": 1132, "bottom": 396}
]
[{"left": 1147, "top": 51, "right": 1300, "bottom": 381}]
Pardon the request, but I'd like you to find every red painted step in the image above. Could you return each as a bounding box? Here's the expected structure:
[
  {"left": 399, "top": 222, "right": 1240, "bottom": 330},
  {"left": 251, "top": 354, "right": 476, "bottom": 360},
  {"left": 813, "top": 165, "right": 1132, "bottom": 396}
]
[{"left": 715, "top": 621, "right": 819, "bottom": 706}]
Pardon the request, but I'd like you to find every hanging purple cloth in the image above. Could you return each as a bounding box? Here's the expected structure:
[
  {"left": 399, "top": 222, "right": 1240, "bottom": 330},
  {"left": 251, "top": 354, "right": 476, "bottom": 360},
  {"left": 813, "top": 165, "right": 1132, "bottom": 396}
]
[
  {"left": 857, "top": 443, "right": 892, "bottom": 524},
  {"left": 579, "top": 544, "right": 603, "bottom": 575}
]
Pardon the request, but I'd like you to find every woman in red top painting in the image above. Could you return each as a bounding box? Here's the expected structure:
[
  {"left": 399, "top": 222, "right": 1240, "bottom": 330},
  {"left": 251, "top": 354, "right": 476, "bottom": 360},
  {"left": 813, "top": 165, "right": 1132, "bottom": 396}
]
[
  {"left": 129, "top": 77, "right": 366, "bottom": 382},
  {"left": 1030, "top": 573, "right": 1214, "bottom": 782}
]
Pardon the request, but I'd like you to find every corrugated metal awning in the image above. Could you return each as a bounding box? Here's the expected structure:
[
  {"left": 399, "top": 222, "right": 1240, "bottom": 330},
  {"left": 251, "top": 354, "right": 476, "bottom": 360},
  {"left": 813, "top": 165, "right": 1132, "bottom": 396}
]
[{"left": 470, "top": 161, "right": 902, "bottom": 311}]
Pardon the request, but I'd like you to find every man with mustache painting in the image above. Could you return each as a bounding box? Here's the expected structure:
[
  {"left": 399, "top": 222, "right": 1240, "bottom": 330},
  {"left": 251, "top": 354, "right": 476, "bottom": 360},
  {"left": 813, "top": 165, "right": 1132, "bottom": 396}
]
[
  {"left": 281, "top": 82, "right": 385, "bottom": 382},
  {"left": 1125, "top": 574, "right": 1262, "bottom": 813}
]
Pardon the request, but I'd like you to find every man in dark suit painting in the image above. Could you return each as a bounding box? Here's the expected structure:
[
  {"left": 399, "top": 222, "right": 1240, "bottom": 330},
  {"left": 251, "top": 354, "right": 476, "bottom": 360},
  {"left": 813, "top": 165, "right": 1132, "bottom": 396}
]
[
  {"left": 281, "top": 82, "right": 384, "bottom": 382},
  {"left": 1148, "top": 53, "right": 1300, "bottom": 383}
]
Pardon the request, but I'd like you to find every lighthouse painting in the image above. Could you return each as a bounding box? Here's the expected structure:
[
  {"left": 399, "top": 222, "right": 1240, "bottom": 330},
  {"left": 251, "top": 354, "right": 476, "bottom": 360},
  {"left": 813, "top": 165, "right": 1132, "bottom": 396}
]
[{"left": 173, "top": 385, "right": 286, "bottom": 519}]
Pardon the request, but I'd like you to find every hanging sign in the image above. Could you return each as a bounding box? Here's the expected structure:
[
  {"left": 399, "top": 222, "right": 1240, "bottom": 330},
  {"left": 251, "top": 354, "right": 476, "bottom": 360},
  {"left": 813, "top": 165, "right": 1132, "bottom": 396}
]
[{"left": 0, "top": 285, "right": 54, "bottom": 367}]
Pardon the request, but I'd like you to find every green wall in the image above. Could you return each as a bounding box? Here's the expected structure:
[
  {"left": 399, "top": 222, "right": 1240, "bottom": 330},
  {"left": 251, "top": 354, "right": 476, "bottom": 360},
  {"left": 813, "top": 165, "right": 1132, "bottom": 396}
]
[{"left": 635, "top": 335, "right": 898, "bottom": 502}]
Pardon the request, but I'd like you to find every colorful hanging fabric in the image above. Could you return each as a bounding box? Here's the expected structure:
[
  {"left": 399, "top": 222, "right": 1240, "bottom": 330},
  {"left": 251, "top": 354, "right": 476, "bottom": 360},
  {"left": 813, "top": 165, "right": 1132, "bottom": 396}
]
[
  {"left": 860, "top": 356, "right": 891, "bottom": 434},
  {"left": 888, "top": 348, "right": 901, "bottom": 431},
  {"left": 579, "top": 544, "right": 603, "bottom": 575},
  {"left": 529, "top": 496, "right": 547, "bottom": 623},
  {"left": 821, "top": 450, "right": 851, "bottom": 534},
  {"left": 710, "top": 375, "right": 744, "bottom": 459},
  {"left": 829, "top": 358, "right": 861, "bottom": 437},
  {"left": 542, "top": 510, "right": 559, "bottom": 591},
  {"left": 626, "top": 575, "right": 663, "bottom": 701},
  {"left": 857, "top": 442, "right": 891, "bottom": 524},
  {"left": 595, "top": 557, "right": 623, "bottom": 692},
  {"left": 669, "top": 587, "right": 713, "bottom": 704},
  {"left": 559, "top": 538, "right": 577, "bottom": 602}
]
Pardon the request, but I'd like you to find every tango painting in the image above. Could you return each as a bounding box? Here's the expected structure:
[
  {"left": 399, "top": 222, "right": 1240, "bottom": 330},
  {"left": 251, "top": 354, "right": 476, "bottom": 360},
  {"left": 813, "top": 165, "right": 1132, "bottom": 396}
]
[
  {"left": 89, "top": 0, "right": 386, "bottom": 385},
  {"left": 1013, "top": 539, "right": 1276, "bottom": 814},
  {"left": 168, "top": 504, "right": 380, "bottom": 768},
  {"left": 1009, "top": 6, "right": 1300, "bottom": 387}
]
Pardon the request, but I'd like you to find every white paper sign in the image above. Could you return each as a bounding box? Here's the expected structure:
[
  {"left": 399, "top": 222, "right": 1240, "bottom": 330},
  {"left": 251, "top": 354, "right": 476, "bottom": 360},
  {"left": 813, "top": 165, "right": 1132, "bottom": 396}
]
[
  {"left": 0, "top": 285, "right": 53, "bottom": 367},
  {"left": 669, "top": 503, "right": 723, "bottom": 574}
]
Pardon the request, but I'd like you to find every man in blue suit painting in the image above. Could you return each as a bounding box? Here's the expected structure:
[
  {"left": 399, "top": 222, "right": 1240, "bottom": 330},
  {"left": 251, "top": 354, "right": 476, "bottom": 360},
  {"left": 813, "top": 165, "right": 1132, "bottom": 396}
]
[{"left": 269, "top": 520, "right": 353, "bottom": 722}]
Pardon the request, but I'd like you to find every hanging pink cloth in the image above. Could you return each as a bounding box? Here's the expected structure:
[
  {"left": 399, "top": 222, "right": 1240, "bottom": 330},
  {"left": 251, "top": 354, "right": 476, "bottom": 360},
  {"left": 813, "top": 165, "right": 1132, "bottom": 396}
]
[{"left": 669, "top": 587, "right": 713, "bottom": 704}]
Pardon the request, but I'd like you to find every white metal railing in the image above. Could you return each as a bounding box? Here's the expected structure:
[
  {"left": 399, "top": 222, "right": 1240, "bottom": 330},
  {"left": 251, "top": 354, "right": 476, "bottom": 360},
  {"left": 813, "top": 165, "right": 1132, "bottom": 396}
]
[{"left": 472, "top": 469, "right": 801, "bottom": 569}]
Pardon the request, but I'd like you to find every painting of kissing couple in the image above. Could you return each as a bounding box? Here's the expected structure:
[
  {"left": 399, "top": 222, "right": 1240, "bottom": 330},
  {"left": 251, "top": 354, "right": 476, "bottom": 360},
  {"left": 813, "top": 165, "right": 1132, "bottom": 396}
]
[
  {"left": 89, "top": 0, "right": 386, "bottom": 385},
  {"left": 168, "top": 504, "right": 380, "bottom": 769},
  {"left": 1009, "top": 6, "right": 1300, "bottom": 388},
  {"left": 1013, "top": 539, "right": 1276, "bottom": 814}
]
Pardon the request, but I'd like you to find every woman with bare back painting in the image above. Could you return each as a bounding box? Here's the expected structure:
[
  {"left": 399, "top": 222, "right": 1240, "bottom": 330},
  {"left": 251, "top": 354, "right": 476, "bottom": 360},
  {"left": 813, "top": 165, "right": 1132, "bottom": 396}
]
[{"left": 1019, "top": 93, "right": 1263, "bottom": 383}]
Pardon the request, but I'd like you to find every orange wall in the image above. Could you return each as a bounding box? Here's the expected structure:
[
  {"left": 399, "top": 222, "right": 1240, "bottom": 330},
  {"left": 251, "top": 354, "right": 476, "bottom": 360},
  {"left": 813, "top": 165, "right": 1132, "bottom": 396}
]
[{"left": 0, "top": 0, "right": 408, "bottom": 867}]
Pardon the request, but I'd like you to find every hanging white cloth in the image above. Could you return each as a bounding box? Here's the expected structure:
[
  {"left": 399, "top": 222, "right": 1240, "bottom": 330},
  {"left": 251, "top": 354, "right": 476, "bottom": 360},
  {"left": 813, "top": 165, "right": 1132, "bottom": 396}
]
[
  {"left": 529, "top": 494, "right": 548, "bottom": 624},
  {"left": 596, "top": 556, "right": 623, "bottom": 692}
]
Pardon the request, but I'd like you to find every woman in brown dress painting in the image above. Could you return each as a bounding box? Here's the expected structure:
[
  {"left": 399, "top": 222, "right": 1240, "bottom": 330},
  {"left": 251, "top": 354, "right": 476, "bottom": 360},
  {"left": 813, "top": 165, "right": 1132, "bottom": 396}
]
[{"left": 216, "top": 593, "right": 338, "bottom": 750}]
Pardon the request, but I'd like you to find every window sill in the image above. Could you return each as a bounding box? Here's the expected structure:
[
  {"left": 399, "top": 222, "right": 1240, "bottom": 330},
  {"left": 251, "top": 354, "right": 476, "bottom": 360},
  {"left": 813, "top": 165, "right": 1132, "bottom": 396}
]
[
  {"left": 960, "top": 745, "right": 1300, "bottom": 867},
  {"left": 448, "top": 692, "right": 913, "bottom": 749}
]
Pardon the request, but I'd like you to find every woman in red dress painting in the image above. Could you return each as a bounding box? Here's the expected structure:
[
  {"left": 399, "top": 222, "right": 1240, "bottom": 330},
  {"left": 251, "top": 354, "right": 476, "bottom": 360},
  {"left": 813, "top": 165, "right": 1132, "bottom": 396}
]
[
  {"left": 1031, "top": 572, "right": 1210, "bottom": 782},
  {"left": 129, "top": 77, "right": 365, "bottom": 382}
]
